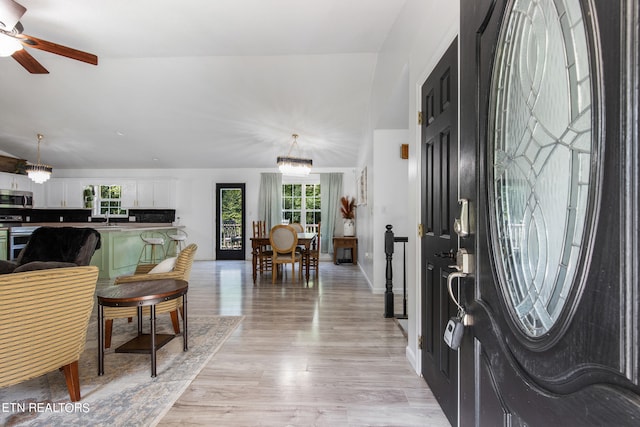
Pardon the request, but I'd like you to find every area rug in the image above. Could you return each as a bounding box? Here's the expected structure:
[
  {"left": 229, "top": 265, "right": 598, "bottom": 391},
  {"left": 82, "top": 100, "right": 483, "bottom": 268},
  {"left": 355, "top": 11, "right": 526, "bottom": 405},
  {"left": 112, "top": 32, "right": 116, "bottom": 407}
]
[{"left": 0, "top": 315, "right": 243, "bottom": 427}]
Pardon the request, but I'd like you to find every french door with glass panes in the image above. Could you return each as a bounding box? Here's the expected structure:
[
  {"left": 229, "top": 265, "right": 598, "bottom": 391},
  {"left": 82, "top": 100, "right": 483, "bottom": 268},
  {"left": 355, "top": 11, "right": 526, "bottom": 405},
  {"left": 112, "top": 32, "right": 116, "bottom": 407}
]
[{"left": 215, "top": 183, "right": 245, "bottom": 260}]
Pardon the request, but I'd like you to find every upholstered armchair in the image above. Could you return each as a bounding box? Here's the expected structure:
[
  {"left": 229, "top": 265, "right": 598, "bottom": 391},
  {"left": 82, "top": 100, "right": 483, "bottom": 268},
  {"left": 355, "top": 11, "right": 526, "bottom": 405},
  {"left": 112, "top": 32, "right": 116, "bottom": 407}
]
[
  {"left": 0, "top": 266, "right": 99, "bottom": 401},
  {"left": 102, "top": 243, "right": 197, "bottom": 348},
  {"left": 0, "top": 226, "right": 101, "bottom": 274}
]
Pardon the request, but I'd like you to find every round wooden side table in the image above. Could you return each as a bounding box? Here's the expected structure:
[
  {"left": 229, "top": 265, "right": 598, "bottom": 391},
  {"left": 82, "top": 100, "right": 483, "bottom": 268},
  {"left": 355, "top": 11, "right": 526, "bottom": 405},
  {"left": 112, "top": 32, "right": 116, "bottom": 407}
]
[{"left": 96, "top": 278, "right": 188, "bottom": 377}]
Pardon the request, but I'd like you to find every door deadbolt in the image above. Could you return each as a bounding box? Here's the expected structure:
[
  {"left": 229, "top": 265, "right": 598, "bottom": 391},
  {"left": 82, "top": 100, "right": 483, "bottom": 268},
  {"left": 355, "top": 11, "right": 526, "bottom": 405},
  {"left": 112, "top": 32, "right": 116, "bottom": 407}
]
[{"left": 454, "top": 199, "right": 470, "bottom": 237}]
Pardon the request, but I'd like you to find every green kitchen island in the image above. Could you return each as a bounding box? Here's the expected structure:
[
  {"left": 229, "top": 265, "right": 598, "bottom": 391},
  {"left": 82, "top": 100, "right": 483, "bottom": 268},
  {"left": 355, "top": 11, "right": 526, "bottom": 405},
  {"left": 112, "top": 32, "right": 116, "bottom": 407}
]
[{"left": 90, "top": 225, "right": 183, "bottom": 279}]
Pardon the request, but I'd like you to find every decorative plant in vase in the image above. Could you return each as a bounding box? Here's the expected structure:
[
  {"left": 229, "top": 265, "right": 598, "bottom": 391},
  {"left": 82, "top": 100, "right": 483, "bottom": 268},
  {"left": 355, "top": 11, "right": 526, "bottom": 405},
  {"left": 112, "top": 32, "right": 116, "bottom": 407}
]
[{"left": 340, "top": 196, "right": 356, "bottom": 236}]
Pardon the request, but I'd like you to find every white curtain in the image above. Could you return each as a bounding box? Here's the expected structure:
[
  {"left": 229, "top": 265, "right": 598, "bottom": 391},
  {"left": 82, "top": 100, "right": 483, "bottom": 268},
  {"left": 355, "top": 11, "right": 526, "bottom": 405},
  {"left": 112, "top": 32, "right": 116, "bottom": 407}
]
[
  {"left": 258, "top": 173, "right": 282, "bottom": 230},
  {"left": 320, "top": 173, "right": 342, "bottom": 253}
]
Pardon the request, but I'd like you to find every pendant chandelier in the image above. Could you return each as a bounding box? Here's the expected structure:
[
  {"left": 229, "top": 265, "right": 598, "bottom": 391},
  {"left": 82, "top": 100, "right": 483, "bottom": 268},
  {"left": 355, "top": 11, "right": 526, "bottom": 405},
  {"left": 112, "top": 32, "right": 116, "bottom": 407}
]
[
  {"left": 277, "top": 133, "right": 312, "bottom": 176},
  {"left": 25, "top": 133, "right": 53, "bottom": 184}
]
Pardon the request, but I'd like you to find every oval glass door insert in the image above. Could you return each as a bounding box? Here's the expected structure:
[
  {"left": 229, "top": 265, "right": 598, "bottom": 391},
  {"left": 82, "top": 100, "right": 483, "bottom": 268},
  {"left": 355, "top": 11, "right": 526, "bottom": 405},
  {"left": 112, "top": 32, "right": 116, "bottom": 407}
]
[{"left": 488, "top": 0, "right": 596, "bottom": 337}]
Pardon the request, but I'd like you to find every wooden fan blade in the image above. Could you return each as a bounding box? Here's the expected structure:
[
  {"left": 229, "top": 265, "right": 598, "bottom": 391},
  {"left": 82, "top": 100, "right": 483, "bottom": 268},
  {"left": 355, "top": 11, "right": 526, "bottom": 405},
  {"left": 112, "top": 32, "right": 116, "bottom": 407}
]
[
  {"left": 11, "top": 48, "right": 48, "bottom": 74},
  {"left": 18, "top": 33, "right": 98, "bottom": 65}
]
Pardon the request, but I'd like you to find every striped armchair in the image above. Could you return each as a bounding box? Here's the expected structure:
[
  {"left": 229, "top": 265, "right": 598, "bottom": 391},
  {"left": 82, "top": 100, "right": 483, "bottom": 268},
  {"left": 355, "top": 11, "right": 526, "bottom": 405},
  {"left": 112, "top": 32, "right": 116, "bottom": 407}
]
[
  {"left": 0, "top": 266, "right": 99, "bottom": 401},
  {"left": 102, "top": 243, "right": 197, "bottom": 348}
]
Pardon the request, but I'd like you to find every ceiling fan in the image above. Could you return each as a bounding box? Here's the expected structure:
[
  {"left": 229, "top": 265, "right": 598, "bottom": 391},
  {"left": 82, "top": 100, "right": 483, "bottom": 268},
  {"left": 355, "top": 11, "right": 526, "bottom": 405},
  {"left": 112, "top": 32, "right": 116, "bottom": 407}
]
[{"left": 0, "top": 0, "right": 97, "bottom": 74}]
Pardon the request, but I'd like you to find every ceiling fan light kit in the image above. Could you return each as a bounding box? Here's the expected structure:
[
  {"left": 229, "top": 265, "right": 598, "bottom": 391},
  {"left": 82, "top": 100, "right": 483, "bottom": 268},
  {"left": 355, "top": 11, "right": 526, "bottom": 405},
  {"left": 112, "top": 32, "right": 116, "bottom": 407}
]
[
  {"left": 0, "top": 32, "right": 21, "bottom": 56},
  {"left": 25, "top": 133, "right": 52, "bottom": 184},
  {"left": 0, "top": 0, "right": 25, "bottom": 31},
  {"left": 277, "top": 134, "right": 313, "bottom": 176}
]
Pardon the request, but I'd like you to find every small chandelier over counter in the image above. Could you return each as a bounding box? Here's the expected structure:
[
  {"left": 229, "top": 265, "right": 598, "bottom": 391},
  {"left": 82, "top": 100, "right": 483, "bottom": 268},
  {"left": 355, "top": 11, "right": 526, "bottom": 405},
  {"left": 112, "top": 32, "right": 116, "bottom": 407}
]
[
  {"left": 277, "top": 133, "right": 312, "bottom": 176},
  {"left": 25, "top": 133, "right": 53, "bottom": 184}
]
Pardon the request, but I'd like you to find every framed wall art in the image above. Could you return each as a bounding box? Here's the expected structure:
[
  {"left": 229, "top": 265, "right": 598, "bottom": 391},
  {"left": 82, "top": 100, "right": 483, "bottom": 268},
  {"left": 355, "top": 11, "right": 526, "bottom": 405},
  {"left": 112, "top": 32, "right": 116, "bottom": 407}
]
[{"left": 357, "top": 167, "right": 367, "bottom": 206}]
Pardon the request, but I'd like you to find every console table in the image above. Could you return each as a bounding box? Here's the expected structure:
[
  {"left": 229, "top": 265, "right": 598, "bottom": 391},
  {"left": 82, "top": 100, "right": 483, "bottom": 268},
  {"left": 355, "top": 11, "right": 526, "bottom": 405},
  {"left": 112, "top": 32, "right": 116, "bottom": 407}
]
[
  {"left": 97, "top": 278, "right": 188, "bottom": 377},
  {"left": 333, "top": 236, "right": 358, "bottom": 265}
]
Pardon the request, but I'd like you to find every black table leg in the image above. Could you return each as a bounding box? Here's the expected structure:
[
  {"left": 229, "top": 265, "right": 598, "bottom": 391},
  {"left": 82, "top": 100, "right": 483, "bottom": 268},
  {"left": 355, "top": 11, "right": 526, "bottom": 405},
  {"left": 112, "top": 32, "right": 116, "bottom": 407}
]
[
  {"left": 183, "top": 294, "right": 188, "bottom": 351},
  {"left": 98, "top": 304, "right": 104, "bottom": 376},
  {"left": 150, "top": 304, "right": 156, "bottom": 377}
]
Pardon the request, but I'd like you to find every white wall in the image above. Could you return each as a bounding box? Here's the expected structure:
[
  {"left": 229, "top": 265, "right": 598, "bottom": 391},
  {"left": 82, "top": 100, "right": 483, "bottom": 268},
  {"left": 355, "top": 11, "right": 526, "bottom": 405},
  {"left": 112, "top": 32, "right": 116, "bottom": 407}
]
[
  {"left": 371, "top": 129, "right": 409, "bottom": 294},
  {"left": 366, "top": 0, "right": 459, "bottom": 372},
  {"left": 55, "top": 167, "right": 356, "bottom": 260}
]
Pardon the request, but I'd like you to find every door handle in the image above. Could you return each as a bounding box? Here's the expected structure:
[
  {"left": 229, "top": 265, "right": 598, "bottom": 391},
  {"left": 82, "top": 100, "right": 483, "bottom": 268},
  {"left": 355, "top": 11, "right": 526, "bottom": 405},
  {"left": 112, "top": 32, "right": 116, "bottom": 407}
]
[
  {"left": 454, "top": 199, "right": 470, "bottom": 237},
  {"left": 449, "top": 248, "right": 474, "bottom": 274},
  {"left": 446, "top": 248, "right": 474, "bottom": 324}
]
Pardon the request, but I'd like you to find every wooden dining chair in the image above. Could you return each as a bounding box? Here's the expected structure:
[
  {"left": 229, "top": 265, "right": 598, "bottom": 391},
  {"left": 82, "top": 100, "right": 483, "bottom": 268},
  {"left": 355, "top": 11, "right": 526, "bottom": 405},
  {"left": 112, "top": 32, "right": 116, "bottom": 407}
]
[
  {"left": 307, "top": 222, "right": 320, "bottom": 275},
  {"left": 289, "top": 222, "right": 306, "bottom": 257},
  {"left": 290, "top": 223, "right": 304, "bottom": 232},
  {"left": 269, "top": 225, "right": 302, "bottom": 284},
  {"left": 252, "top": 220, "right": 272, "bottom": 274}
]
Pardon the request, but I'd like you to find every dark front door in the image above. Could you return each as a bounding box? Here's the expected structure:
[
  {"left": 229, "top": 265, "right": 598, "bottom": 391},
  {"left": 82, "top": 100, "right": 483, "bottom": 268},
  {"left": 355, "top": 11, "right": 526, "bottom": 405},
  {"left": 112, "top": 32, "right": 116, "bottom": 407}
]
[
  {"left": 420, "top": 37, "right": 459, "bottom": 426},
  {"left": 459, "top": 0, "right": 640, "bottom": 425},
  {"left": 215, "top": 183, "right": 245, "bottom": 260}
]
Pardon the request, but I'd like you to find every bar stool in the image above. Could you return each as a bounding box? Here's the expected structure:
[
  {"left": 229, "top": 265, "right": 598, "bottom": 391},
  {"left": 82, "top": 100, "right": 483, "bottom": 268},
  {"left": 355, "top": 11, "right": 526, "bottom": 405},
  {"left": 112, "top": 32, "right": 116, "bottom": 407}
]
[
  {"left": 138, "top": 231, "right": 166, "bottom": 264},
  {"left": 167, "top": 229, "right": 188, "bottom": 257}
]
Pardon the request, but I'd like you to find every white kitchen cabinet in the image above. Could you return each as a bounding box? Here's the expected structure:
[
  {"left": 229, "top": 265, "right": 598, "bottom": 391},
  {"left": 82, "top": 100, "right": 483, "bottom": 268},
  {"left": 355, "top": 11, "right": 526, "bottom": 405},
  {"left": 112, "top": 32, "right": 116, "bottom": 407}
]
[
  {"left": 124, "top": 179, "right": 176, "bottom": 208},
  {"left": 135, "top": 180, "right": 154, "bottom": 207},
  {"left": 31, "top": 184, "right": 46, "bottom": 208},
  {"left": 119, "top": 180, "right": 138, "bottom": 208},
  {"left": 0, "top": 172, "right": 32, "bottom": 192},
  {"left": 44, "top": 178, "right": 86, "bottom": 208}
]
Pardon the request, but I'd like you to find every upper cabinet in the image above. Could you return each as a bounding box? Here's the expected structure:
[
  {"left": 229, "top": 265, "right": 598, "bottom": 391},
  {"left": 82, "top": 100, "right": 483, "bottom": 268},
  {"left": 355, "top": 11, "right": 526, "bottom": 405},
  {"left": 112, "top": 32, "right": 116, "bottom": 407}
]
[
  {"left": 123, "top": 179, "right": 176, "bottom": 208},
  {"left": 44, "top": 178, "right": 86, "bottom": 208},
  {"left": 35, "top": 177, "right": 177, "bottom": 210},
  {"left": 0, "top": 172, "right": 32, "bottom": 192}
]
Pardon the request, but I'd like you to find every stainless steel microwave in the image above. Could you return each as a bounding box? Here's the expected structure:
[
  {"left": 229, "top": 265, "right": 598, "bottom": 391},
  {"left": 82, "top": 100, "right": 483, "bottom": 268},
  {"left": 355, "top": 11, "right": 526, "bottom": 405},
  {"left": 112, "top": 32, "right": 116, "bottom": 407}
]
[{"left": 0, "top": 189, "right": 33, "bottom": 208}]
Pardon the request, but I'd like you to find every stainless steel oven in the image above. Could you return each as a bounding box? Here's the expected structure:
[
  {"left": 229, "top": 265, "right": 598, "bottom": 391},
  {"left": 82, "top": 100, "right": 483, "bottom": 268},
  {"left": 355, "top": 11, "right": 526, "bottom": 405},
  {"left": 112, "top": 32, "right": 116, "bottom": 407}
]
[
  {"left": 0, "top": 190, "right": 33, "bottom": 209},
  {"left": 8, "top": 226, "right": 40, "bottom": 261}
]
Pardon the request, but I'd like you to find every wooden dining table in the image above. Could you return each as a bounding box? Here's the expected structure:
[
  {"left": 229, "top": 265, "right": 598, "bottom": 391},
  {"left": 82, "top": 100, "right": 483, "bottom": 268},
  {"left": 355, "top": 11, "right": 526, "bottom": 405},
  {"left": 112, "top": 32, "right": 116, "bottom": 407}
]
[{"left": 250, "top": 232, "right": 317, "bottom": 284}]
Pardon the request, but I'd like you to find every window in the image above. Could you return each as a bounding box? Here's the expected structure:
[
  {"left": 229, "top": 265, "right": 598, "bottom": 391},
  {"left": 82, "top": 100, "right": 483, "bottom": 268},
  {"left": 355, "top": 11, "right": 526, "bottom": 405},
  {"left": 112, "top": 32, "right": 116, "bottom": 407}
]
[
  {"left": 282, "top": 183, "right": 321, "bottom": 225},
  {"left": 96, "top": 185, "right": 127, "bottom": 217}
]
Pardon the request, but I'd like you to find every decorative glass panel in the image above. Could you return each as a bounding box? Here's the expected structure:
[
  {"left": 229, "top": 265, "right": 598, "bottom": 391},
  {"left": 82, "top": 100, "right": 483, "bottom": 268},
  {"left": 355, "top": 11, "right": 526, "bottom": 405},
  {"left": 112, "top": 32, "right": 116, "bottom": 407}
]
[{"left": 488, "top": 0, "right": 594, "bottom": 337}]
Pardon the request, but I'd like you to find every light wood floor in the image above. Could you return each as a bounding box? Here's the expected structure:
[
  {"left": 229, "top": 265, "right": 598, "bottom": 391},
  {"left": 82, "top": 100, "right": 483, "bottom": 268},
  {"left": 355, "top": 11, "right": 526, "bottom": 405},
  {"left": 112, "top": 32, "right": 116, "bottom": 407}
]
[{"left": 157, "top": 260, "right": 450, "bottom": 426}]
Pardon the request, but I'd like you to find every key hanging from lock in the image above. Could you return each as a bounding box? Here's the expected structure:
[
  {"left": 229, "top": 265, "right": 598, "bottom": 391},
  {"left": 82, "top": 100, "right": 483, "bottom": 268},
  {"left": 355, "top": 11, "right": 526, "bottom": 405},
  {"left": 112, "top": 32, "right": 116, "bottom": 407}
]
[
  {"left": 443, "top": 268, "right": 468, "bottom": 350},
  {"left": 444, "top": 307, "right": 465, "bottom": 350}
]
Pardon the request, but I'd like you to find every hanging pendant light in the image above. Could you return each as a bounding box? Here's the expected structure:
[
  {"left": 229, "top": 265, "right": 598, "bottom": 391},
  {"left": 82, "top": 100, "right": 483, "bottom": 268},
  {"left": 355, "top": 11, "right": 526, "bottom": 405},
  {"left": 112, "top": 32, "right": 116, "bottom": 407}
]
[
  {"left": 25, "top": 133, "right": 53, "bottom": 184},
  {"left": 277, "top": 133, "right": 312, "bottom": 176}
]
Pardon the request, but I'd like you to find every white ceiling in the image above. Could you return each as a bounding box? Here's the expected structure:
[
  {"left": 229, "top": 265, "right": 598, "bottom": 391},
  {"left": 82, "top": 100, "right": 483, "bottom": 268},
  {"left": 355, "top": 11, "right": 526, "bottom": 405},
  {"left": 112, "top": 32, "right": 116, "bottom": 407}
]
[{"left": 0, "top": 0, "right": 409, "bottom": 170}]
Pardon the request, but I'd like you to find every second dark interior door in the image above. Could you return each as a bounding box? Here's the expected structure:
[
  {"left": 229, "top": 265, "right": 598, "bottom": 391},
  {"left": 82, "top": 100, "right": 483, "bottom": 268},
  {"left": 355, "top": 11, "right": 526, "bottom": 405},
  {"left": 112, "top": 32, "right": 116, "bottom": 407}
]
[{"left": 215, "top": 183, "right": 245, "bottom": 260}]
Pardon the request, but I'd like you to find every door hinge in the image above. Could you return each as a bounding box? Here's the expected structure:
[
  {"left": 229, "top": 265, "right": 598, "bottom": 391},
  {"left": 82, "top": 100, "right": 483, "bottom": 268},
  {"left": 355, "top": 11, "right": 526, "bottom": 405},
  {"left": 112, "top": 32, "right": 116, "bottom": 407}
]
[
  {"left": 418, "top": 335, "right": 424, "bottom": 350},
  {"left": 418, "top": 111, "right": 423, "bottom": 125},
  {"left": 418, "top": 223, "right": 424, "bottom": 238}
]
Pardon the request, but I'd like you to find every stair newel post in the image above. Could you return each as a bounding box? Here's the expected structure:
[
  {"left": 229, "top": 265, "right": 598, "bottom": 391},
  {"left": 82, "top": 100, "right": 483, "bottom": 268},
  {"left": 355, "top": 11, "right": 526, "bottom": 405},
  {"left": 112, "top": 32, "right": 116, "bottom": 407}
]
[{"left": 384, "top": 224, "right": 395, "bottom": 318}]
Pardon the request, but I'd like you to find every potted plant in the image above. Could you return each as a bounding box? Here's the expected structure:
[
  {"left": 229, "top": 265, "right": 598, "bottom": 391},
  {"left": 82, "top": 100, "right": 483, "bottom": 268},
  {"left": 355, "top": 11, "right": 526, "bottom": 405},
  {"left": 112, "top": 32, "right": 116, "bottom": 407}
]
[
  {"left": 340, "top": 196, "right": 356, "bottom": 236},
  {"left": 83, "top": 186, "right": 95, "bottom": 209}
]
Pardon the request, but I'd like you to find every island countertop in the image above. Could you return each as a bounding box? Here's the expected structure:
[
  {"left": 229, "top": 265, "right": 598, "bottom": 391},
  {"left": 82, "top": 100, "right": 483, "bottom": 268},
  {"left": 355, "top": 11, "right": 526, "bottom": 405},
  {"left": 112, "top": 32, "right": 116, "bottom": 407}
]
[{"left": 25, "top": 223, "right": 185, "bottom": 232}]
